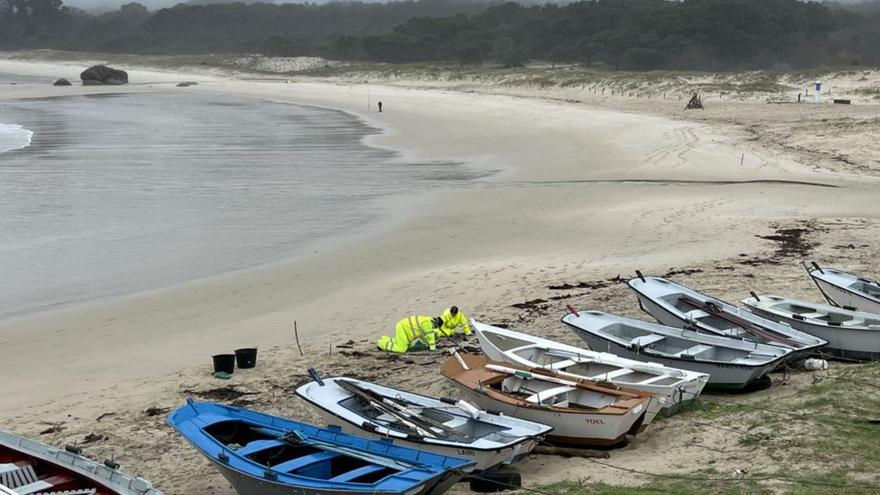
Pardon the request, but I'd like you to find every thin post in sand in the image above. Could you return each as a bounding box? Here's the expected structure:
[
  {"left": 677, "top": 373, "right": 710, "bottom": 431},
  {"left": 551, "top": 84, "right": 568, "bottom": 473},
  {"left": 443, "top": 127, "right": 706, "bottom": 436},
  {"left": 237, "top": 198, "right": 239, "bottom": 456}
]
[{"left": 294, "top": 320, "right": 304, "bottom": 357}]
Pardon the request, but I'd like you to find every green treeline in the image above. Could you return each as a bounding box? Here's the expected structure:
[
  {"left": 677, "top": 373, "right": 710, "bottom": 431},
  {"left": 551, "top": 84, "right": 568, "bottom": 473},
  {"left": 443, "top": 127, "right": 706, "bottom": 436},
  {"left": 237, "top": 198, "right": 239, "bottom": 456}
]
[{"left": 2, "top": 0, "right": 880, "bottom": 70}]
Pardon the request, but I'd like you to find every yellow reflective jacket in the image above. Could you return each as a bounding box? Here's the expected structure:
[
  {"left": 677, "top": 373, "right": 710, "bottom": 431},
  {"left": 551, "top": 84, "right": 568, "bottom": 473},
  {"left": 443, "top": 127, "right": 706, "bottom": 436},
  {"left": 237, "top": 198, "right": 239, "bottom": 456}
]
[
  {"left": 396, "top": 315, "right": 438, "bottom": 350},
  {"left": 438, "top": 308, "right": 471, "bottom": 337}
]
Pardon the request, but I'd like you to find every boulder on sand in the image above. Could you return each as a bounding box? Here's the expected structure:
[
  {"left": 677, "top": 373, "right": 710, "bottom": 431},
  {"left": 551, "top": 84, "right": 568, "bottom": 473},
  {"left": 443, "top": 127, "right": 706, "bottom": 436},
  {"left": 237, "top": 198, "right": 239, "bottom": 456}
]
[
  {"left": 53, "top": 78, "right": 72, "bottom": 86},
  {"left": 80, "top": 65, "right": 128, "bottom": 85}
]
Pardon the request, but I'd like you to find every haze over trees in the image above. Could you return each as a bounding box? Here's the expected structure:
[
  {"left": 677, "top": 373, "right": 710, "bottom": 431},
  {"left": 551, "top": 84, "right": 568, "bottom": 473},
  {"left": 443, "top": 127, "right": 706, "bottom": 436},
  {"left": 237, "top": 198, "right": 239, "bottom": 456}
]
[{"left": 2, "top": 0, "right": 880, "bottom": 70}]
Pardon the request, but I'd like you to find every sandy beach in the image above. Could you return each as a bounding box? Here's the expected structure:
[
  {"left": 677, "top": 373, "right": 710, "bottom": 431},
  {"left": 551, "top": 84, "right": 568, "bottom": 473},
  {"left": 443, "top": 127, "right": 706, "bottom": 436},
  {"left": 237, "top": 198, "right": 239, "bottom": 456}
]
[{"left": 2, "top": 55, "right": 879, "bottom": 493}]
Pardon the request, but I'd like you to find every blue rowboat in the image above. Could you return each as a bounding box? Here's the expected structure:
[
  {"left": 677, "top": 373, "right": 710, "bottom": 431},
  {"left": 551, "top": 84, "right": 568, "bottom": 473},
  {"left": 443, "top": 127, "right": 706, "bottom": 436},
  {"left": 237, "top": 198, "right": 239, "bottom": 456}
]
[{"left": 168, "top": 400, "right": 474, "bottom": 495}]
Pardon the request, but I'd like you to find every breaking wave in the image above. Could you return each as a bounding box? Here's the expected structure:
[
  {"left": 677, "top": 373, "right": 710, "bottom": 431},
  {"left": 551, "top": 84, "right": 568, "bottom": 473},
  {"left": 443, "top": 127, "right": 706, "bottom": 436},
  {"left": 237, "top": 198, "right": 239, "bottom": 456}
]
[{"left": 0, "top": 123, "right": 34, "bottom": 153}]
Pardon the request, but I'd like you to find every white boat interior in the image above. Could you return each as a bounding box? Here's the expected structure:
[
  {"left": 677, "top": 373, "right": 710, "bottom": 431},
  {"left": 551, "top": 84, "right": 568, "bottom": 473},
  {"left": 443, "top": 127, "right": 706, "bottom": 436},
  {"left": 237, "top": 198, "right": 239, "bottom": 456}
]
[
  {"left": 743, "top": 295, "right": 880, "bottom": 328},
  {"left": 565, "top": 311, "right": 789, "bottom": 366}
]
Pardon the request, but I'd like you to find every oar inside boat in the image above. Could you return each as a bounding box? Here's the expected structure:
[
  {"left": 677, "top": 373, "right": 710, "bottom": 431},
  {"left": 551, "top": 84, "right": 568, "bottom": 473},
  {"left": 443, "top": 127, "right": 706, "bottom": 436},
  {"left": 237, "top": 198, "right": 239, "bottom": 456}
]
[{"left": 679, "top": 296, "right": 800, "bottom": 348}]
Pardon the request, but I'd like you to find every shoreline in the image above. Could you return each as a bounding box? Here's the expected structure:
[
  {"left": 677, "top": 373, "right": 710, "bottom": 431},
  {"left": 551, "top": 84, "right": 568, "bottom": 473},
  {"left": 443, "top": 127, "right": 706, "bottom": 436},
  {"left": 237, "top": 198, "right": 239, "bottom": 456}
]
[
  {"left": 2, "top": 56, "right": 880, "bottom": 493},
  {"left": 0, "top": 89, "right": 479, "bottom": 322}
]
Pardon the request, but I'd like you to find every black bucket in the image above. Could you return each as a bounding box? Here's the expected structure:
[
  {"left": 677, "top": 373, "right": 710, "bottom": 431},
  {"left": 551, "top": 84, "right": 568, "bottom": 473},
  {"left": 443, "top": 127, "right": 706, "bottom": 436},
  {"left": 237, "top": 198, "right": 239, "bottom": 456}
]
[
  {"left": 212, "top": 354, "right": 235, "bottom": 374},
  {"left": 235, "top": 348, "right": 258, "bottom": 369}
]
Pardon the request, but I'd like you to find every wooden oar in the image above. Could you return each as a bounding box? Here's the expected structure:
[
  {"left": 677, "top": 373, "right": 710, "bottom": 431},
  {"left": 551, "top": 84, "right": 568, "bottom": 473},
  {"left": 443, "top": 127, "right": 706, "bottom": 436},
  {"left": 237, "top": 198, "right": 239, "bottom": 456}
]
[
  {"left": 336, "top": 380, "right": 434, "bottom": 437},
  {"left": 378, "top": 396, "right": 468, "bottom": 439},
  {"left": 680, "top": 296, "right": 799, "bottom": 348}
]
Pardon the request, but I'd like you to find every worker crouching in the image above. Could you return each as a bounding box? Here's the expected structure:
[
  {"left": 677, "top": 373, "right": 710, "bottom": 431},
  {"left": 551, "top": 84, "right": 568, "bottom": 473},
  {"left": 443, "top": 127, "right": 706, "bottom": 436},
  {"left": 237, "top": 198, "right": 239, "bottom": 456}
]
[
  {"left": 377, "top": 315, "right": 443, "bottom": 353},
  {"left": 438, "top": 306, "right": 471, "bottom": 338}
]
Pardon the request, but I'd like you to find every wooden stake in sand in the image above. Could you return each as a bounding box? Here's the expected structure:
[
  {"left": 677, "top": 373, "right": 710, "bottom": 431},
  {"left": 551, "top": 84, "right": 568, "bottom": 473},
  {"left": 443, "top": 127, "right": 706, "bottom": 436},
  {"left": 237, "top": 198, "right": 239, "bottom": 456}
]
[{"left": 294, "top": 320, "right": 304, "bottom": 357}]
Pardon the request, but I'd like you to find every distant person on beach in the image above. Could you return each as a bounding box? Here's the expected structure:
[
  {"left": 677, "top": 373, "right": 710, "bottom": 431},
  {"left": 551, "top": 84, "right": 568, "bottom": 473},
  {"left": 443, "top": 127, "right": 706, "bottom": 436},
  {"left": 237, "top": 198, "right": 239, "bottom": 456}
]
[
  {"left": 377, "top": 101, "right": 383, "bottom": 112},
  {"left": 437, "top": 306, "right": 471, "bottom": 338},
  {"left": 377, "top": 315, "right": 442, "bottom": 353}
]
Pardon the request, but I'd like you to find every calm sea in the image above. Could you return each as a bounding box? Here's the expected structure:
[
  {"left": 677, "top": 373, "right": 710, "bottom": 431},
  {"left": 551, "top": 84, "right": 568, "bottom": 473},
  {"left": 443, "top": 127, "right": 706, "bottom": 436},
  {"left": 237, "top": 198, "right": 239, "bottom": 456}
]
[{"left": 0, "top": 79, "right": 486, "bottom": 318}]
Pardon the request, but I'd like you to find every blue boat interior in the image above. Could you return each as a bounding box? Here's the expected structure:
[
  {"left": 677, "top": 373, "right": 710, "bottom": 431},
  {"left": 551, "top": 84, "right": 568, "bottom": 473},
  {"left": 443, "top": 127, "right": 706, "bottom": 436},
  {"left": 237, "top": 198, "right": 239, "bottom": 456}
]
[{"left": 205, "top": 420, "right": 400, "bottom": 484}]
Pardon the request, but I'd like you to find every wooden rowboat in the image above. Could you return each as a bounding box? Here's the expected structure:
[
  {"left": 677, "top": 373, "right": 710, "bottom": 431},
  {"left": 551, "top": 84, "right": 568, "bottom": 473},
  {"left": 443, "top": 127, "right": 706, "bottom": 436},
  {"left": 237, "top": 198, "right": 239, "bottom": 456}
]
[
  {"left": 295, "top": 372, "right": 552, "bottom": 473},
  {"left": 628, "top": 274, "right": 826, "bottom": 360},
  {"left": 168, "top": 399, "right": 473, "bottom": 495},
  {"left": 440, "top": 353, "right": 655, "bottom": 447},
  {"left": 742, "top": 293, "right": 880, "bottom": 361},
  {"left": 562, "top": 309, "right": 790, "bottom": 390},
  {"left": 0, "top": 429, "right": 163, "bottom": 495}
]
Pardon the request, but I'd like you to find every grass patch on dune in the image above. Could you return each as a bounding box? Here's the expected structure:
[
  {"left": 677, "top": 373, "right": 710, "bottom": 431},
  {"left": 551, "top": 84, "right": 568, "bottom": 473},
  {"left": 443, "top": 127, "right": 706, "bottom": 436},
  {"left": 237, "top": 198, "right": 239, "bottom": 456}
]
[{"left": 550, "top": 363, "right": 880, "bottom": 494}]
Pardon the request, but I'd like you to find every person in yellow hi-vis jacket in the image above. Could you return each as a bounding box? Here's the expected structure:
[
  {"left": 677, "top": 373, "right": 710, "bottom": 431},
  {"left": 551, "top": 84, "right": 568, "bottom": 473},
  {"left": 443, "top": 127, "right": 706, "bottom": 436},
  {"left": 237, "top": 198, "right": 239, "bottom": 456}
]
[
  {"left": 377, "top": 315, "right": 443, "bottom": 353},
  {"left": 437, "top": 306, "right": 471, "bottom": 338}
]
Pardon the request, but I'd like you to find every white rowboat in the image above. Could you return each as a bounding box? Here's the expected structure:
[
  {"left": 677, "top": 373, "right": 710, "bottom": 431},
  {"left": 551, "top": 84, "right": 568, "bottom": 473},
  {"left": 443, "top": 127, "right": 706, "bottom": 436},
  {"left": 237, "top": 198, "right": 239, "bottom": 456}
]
[
  {"left": 806, "top": 263, "right": 880, "bottom": 315},
  {"left": 627, "top": 275, "right": 826, "bottom": 359},
  {"left": 742, "top": 294, "right": 880, "bottom": 361},
  {"left": 562, "top": 309, "right": 791, "bottom": 390},
  {"left": 295, "top": 375, "right": 552, "bottom": 472},
  {"left": 473, "top": 321, "right": 708, "bottom": 416},
  {"left": 441, "top": 353, "right": 655, "bottom": 447}
]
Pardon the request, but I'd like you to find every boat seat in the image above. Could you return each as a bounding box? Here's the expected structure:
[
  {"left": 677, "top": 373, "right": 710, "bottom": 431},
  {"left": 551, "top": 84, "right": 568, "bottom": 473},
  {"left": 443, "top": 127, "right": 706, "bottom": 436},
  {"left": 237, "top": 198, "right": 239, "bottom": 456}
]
[
  {"left": 13, "top": 473, "right": 74, "bottom": 495},
  {"left": 679, "top": 344, "right": 713, "bottom": 358},
  {"left": 0, "top": 464, "right": 18, "bottom": 474},
  {"left": 234, "top": 439, "right": 285, "bottom": 457},
  {"left": 0, "top": 464, "right": 38, "bottom": 489},
  {"left": 589, "top": 369, "right": 634, "bottom": 381},
  {"left": 684, "top": 309, "right": 710, "bottom": 320},
  {"left": 631, "top": 335, "right": 666, "bottom": 347},
  {"left": 525, "top": 385, "right": 575, "bottom": 405},
  {"left": 840, "top": 320, "right": 864, "bottom": 327},
  {"left": 732, "top": 357, "right": 758, "bottom": 364},
  {"left": 798, "top": 312, "right": 824, "bottom": 319},
  {"left": 642, "top": 374, "right": 680, "bottom": 385},
  {"left": 547, "top": 359, "right": 576, "bottom": 370},
  {"left": 272, "top": 452, "right": 339, "bottom": 473},
  {"left": 329, "top": 464, "right": 387, "bottom": 483},
  {"left": 13, "top": 480, "right": 54, "bottom": 495}
]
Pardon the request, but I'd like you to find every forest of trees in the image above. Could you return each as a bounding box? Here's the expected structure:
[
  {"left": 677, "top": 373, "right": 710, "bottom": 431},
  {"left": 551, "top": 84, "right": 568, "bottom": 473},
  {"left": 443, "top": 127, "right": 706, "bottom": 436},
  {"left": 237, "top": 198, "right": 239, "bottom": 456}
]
[{"left": 2, "top": 0, "right": 880, "bottom": 70}]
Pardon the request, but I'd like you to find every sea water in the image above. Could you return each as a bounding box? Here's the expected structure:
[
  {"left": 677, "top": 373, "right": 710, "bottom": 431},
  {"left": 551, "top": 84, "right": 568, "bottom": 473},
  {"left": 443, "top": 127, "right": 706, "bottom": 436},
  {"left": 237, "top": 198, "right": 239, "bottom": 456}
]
[{"left": 0, "top": 90, "right": 486, "bottom": 318}]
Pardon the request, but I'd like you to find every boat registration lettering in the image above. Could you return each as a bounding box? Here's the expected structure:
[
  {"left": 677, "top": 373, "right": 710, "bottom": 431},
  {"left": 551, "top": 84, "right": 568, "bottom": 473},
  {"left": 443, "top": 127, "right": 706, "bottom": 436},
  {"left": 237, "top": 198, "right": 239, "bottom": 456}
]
[
  {"left": 584, "top": 418, "right": 606, "bottom": 425},
  {"left": 457, "top": 448, "right": 476, "bottom": 456}
]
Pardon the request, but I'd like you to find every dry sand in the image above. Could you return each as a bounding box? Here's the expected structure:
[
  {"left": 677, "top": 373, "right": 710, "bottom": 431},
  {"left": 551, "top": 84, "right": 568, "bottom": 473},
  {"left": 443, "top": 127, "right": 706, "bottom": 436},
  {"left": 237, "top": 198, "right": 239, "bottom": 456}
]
[{"left": 1, "top": 56, "right": 879, "bottom": 493}]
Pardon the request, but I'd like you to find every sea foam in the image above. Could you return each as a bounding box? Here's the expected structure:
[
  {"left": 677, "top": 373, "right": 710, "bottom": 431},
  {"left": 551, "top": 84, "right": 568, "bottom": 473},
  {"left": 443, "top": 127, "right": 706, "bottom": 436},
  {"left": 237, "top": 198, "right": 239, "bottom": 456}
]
[{"left": 0, "top": 123, "right": 34, "bottom": 153}]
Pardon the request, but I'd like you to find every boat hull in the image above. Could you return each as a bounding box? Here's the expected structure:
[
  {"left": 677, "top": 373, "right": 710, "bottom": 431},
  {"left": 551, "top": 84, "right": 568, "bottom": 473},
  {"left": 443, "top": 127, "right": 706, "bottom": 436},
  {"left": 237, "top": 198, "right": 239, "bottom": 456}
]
[
  {"left": 747, "top": 306, "right": 880, "bottom": 360},
  {"left": 210, "top": 456, "right": 458, "bottom": 495},
  {"left": 814, "top": 278, "right": 880, "bottom": 315},
  {"left": 572, "top": 327, "right": 773, "bottom": 390},
  {"left": 444, "top": 383, "right": 643, "bottom": 447},
  {"left": 309, "top": 407, "right": 539, "bottom": 473}
]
